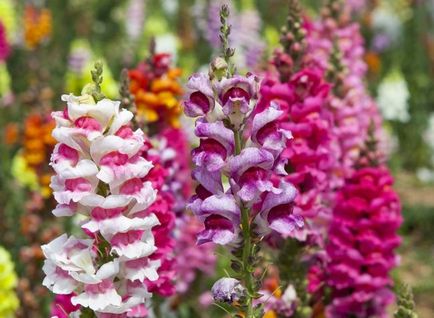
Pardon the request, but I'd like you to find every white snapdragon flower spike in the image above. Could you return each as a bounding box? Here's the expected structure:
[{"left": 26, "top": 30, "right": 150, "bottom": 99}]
[
  {"left": 376, "top": 71, "right": 410, "bottom": 123},
  {"left": 42, "top": 90, "right": 160, "bottom": 315}
]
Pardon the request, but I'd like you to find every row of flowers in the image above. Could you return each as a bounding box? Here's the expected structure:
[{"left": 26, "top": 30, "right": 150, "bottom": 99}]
[{"left": 18, "top": 1, "right": 407, "bottom": 318}]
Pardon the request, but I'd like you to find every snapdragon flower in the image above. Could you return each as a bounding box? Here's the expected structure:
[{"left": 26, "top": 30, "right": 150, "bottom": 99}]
[
  {"left": 42, "top": 64, "right": 160, "bottom": 316},
  {"left": 183, "top": 7, "right": 299, "bottom": 316},
  {"left": 326, "top": 166, "right": 402, "bottom": 317},
  {"left": 185, "top": 69, "right": 300, "bottom": 244}
]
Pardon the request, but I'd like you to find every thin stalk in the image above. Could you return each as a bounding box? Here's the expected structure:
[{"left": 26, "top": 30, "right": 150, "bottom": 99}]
[{"left": 234, "top": 129, "right": 255, "bottom": 318}]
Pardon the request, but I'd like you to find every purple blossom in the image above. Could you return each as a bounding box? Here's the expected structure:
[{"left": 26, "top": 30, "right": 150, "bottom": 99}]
[
  {"left": 183, "top": 69, "right": 300, "bottom": 246},
  {"left": 211, "top": 278, "right": 245, "bottom": 303}
]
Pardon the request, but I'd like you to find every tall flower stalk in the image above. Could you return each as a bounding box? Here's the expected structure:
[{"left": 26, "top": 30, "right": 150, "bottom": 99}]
[
  {"left": 325, "top": 128, "right": 402, "bottom": 317},
  {"left": 42, "top": 63, "right": 160, "bottom": 316},
  {"left": 183, "top": 6, "right": 300, "bottom": 317}
]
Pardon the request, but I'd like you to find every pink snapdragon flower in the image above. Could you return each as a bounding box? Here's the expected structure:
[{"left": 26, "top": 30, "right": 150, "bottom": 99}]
[
  {"left": 306, "top": 7, "right": 384, "bottom": 182},
  {"left": 138, "top": 138, "right": 177, "bottom": 297},
  {"left": 326, "top": 166, "right": 402, "bottom": 318}
]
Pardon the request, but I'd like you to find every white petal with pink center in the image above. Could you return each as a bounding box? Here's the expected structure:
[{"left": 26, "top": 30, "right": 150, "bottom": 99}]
[
  {"left": 50, "top": 160, "right": 99, "bottom": 204},
  {"left": 110, "top": 228, "right": 157, "bottom": 260},
  {"left": 71, "top": 279, "right": 123, "bottom": 312},
  {"left": 52, "top": 202, "right": 78, "bottom": 217},
  {"left": 62, "top": 94, "right": 119, "bottom": 129},
  {"left": 42, "top": 260, "right": 79, "bottom": 294},
  {"left": 70, "top": 260, "right": 119, "bottom": 284},
  {"left": 107, "top": 109, "right": 134, "bottom": 135},
  {"left": 80, "top": 195, "right": 159, "bottom": 240},
  {"left": 111, "top": 178, "right": 157, "bottom": 208},
  {"left": 122, "top": 258, "right": 161, "bottom": 282},
  {"left": 91, "top": 133, "right": 145, "bottom": 163},
  {"left": 42, "top": 234, "right": 95, "bottom": 274}
]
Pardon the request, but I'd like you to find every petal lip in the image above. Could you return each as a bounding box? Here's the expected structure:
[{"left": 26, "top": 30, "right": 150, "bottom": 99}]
[{"left": 229, "top": 147, "right": 274, "bottom": 180}]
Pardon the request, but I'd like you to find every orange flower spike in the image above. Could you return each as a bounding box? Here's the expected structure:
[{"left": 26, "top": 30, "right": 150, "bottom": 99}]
[
  {"left": 42, "top": 121, "right": 56, "bottom": 146},
  {"left": 23, "top": 6, "right": 52, "bottom": 49},
  {"left": 4, "top": 123, "right": 19, "bottom": 145}
]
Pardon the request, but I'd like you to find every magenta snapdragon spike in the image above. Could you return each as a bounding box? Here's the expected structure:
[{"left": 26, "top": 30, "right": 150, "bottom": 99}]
[
  {"left": 183, "top": 6, "right": 299, "bottom": 317},
  {"left": 42, "top": 64, "right": 160, "bottom": 316},
  {"left": 257, "top": 1, "right": 335, "bottom": 240},
  {"left": 305, "top": 0, "right": 384, "bottom": 182},
  {"left": 138, "top": 138, "right": 177, "bottom": 298},
  {"left": 325, "top": 165, "right": 402, "bottom": 317}
]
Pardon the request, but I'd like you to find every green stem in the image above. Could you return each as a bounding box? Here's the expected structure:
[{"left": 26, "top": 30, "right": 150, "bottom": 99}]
[
  {"left": 241, "top": 205, "right": 254, "bottom": 317},
  {"left": 234, "top": 129, "right": 255, "bottom": 318}
]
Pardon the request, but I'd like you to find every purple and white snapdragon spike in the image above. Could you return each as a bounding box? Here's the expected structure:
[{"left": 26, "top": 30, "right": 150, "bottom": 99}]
[
  {"left": 184, "top": 61, "right": 301, "bottom": 246},
  {"left": 42, "top": 91, "right": 161, "bottom": 316}
]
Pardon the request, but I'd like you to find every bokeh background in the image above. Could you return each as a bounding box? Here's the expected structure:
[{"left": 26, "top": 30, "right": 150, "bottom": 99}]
[{"left": 0, "top": 0, "right": 433, "bottom": 317}]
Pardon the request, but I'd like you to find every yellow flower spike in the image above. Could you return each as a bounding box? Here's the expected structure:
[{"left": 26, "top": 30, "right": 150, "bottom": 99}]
[{"left": 0, "top": 246, "right": 19, "bottom": 317}]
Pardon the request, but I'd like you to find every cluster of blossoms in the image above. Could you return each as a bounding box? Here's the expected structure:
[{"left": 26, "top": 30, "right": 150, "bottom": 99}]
[
  {"left": 325, "top": 166, "right": 402, "bottom": 317},
  {"left": 306, "top": 1, "right": 384, "bottom": 180},
  {"left": 128, "top": 51, "right": 192, "bottom": 214},
  {"left": 0, "top": 246, "right": 19, "bottom": 317},
  {"left": 21, "top": 113, "right": 57, "bottom": 198},
  {"left": 129, "top": 52, "right": 183, "bottom": 128},
  {"left": 42, "top": 72, "right": 162, "bottom": 315},
  {"left": 23, "top": 5, "right": 52, "bottom": 49},
  {"left": 184, "top": 68, "right": 301, "bottom": 245},
  {"left": 138, "top": 138, "right": 177, "bottom": 297},
  {"left": 256, "top": 1, "right": 335, "bottom": 244}
]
